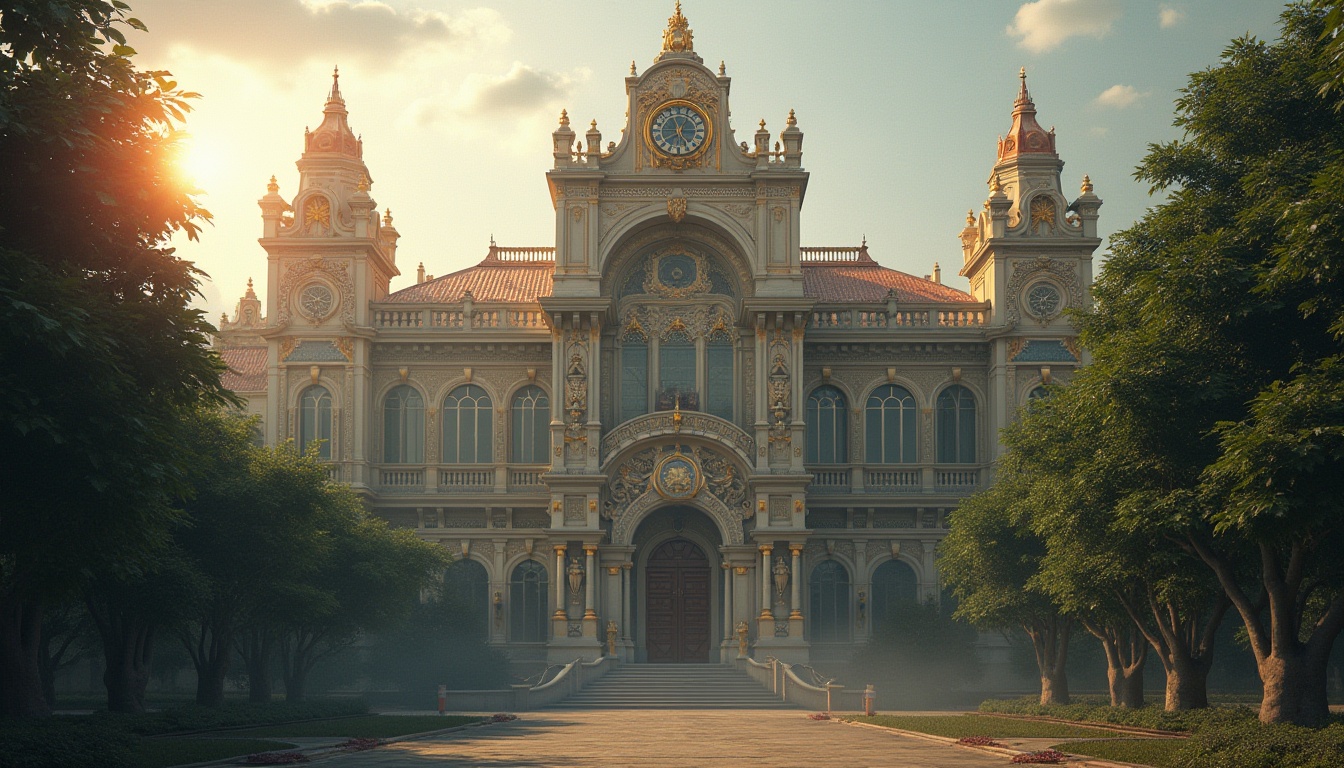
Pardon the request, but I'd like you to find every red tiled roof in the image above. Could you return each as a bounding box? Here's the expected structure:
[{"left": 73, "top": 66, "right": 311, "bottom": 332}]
[
  {"left": 386, "top": 255, "right": 555, "bottom": 304},
  {"left": 802, "top": 263, "right": 974, "bottom": 303},
  {"left": 220, "top": 346, "right": 267, "bottom": 392},
  {"left": 386, "top": 247, "right": 972, "bottom": 305}
]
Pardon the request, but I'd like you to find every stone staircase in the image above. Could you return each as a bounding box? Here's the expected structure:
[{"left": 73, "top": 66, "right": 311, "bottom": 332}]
[{"left": 549, "top": 663, "right": 795, "bottom": 709}]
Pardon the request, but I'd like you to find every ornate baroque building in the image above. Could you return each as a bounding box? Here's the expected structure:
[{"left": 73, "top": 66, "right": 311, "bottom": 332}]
[{"left": 217, "top": 6, "right": 1101, "bottom": 665}]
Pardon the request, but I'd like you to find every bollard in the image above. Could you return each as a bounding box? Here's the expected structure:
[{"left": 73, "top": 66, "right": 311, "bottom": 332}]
[
  {"left": 863, "top": 684, "right": 875, "bottom": 716},
  {"left": 437, "top": 684, "right": 447, "bottom": 715}
]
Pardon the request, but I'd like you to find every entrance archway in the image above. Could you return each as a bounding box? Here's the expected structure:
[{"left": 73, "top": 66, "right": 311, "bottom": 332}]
[{"left": 645, "top": 538, "right": 712, "bottom": 663}]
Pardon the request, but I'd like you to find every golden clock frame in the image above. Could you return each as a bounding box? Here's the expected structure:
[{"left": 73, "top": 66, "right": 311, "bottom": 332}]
[{"left": 644, "top": 99, "right": 713, "bottom": 170}]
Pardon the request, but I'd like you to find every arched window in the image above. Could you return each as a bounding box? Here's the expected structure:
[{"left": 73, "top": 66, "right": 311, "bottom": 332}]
[
  {"left": 809, "top": 560, "right": 851, "bottom": 643},
  {"left": 658, "top": 331, "right": 696, "bottom": 404},
  {"left": 442, "top": 385, "right": 493, "bottom": 463},
  {"left": 444, "top": 559, "right": 490, "bottom": 639},
  {"left": 1028, "top": 386, "right": 1049, "bottom": 402},
  {"left": 620, "top": 337, "right": 649, "bottom": 423},
  {"left": 383, "top": 385, "right": 424, "bottom": 464},
  {"left": 510, "top": 386, "right": 549, "bottom": 463},
  {"left": 509, "top": 560, "right": 549, "bottom": 642},
  {"left": 866, "top": 385, "right": 917, "bottom": 464},
  {"left": 871, "top": 559, "right": 919, "bottom": 630},
  {"left": 806, "top": 386, "right": 848, "bottom": 464},
  {"left": 936, "top": 385, "right": 977, "bottom": 464},
  {"left": 298, "top": 386, "right": 332, "bottom": 460},
  {"left": 705, "top": 336, "right": 734, "bottom": 420}
]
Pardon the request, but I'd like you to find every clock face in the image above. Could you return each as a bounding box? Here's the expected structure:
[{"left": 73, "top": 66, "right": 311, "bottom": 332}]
[
  {"left": 1025, "top": 282, "right": 1062, "bottom": 319},
  {"left": 649, "top": 102, "right": 709, "bottom": 158}
]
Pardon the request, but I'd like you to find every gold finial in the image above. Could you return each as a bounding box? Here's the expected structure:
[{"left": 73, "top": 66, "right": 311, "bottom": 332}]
[
  {"left": 383, "top": 208, "right": 393, "bottom": 226},
  {"left": 1081, "top": 174, "right": 1094, "bottom": 194},
  {"left": 245, "top": 277, "right": 256, "bottom": 299},
  {"left": 630, "top": 60, "right": 637, "bottom": 75},
  {"left": 559, "top": 109, "right": 570, "bottom": 127},
  {"left": 590, "top": 119, "right": 597, "bottom": 130},
  {"left": 357, "top": 174, "right": 369, "bottom": 192},
  {"left": 966, "top": 209, "right": 975, "bottom": 225},
  {"left": 266, "top": 175, "right": 278, "bottom": 194},
  {"left": 759, "top": 119, "right": 767, "bottom": 131},
  {"left": 990, "top": 175, "right": 1001, "bottom": 193},
  {"left": 328, "top": 65, "right": 342, "bottom": 101},
  {"left": 662, "top": 0, "right": 694, "bottom": 53},
  {"left": 718, "top": 60, "right": 726, "bottom": 76},
  {"left": 786, "top": 109, "right": 797, "bottom": 127}
]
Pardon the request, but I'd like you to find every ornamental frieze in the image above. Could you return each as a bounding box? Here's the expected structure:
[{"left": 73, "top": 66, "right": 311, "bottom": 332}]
[
  {"left": 806, "top": 342, "right": 990, "bottom": 364},
  {"left": 604, "top": 443, "right": 749, "bottom": 522},
  {"left": 371, "top": 343, "right": 552, "bottom": 363},
  {"left": 599, "top": 410, "right": 755, "bottom": 462}
]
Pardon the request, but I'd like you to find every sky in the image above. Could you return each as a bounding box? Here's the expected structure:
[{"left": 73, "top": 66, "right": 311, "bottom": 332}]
[{"left": 123, "top": 0, "right": 1288, "bottom": 320}]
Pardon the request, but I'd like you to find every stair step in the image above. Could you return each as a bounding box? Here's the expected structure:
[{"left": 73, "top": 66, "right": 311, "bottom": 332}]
[{"left": 544, "top": 662, "right": 797, "bottom": 710}]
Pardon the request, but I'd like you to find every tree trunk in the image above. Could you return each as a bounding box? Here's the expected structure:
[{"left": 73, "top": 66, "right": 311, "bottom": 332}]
[
  {"left": 1027, "top": 616, "right": 1072, "bottom": 706},
  {"left": 1104, "top": 649, "right": 1147, "bottom": 708},
  {"left": 100, "top": 623, "right": 154, "bottom": 714},
  {"left": 1090, "top": 620, "right": 1147, "bottom": 709},
  {"left": 185, "top": 611, "right": 235, "bottom": 708},
  {"left": 0, "top": 595, "right": 50, "bottom": 718},
  {"left": 283, "top": 667, "right": 307, "bottom": 703},
  {"left": 1162, "top": 654, "right": 1211, "bottom": 711},
  {"left": 194, "top": 653, "right": 230, "bottom": 707},
  {"left": 242, "top": 631, "right": 274, "bottom": 704}
]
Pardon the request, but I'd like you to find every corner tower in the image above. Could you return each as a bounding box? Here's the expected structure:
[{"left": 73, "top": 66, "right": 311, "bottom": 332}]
[
  {"left": 255, "top": 69, "right": 401, "bottom": 478},
  {"left": 960, "top": 70, "right": 1102, "bottom": 456}
]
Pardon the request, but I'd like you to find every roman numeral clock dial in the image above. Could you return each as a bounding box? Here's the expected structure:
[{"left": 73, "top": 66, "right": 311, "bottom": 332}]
[{"left": 648, "top": 101, "right": 710, "bottom": 161}]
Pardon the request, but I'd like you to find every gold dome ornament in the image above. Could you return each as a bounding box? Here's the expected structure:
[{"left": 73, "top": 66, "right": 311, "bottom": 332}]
[{"left": 662, "top": 1, "right": 694, "bottom": 54}]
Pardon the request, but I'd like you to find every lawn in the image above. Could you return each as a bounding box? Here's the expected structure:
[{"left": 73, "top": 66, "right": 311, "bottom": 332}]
[
  {"left": 1053, "top": 738, "right": 1184, "bottom": 767},
  {"left": 131, "top": 738, "right": 297, "bottom": 768},
  {"left": 232, "top": 714, "right": 481, "bottom": 739},
  {"left": 844, "top": 714, "right": 1117, "bottom": 739}
]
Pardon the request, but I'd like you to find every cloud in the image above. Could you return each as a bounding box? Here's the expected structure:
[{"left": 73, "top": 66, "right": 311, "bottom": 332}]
[
  {"left": 405, "top": 62, "right": 584, "bottom": 129},
  {"left": 1159, "top": 5, "right": 1185, "bottom": 29},
  {"left": 1007, "top": 0, "right": 1123, "bottom": 53},
  {"left": 128, "top": 1, "right": 510, "bottom": 69},
  {"left": 1093, "top": 84, "right": 1144, "bottom": 108}
]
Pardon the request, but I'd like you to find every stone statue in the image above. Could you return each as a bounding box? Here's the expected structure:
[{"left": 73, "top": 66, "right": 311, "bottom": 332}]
[
  {"left": 567, "top": 557, "right": 584, "bottom": 604},
  {"left": 772, "top": 556, "right": 790, "bottom": 605},
  {"left": 606, "top": 620, "right": 619, "bottom": 656},
  {"left": 736, "top": 620, "right": 749, "bottom": 658}
]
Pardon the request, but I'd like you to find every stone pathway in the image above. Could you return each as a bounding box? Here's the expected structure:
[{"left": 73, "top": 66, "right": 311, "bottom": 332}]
[{"left": 319, "top": 710, "right": 1021, "bottom": 767}]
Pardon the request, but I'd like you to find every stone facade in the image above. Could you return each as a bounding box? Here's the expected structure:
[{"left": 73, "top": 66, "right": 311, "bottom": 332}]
[{"left": 217, "top": 9, "right": 1100, "bottom": 665}]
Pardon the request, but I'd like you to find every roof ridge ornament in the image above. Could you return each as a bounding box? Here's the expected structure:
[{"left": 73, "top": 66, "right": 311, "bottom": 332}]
[{"left": 663, "top": 1, "right": 694, "bottom": 53}]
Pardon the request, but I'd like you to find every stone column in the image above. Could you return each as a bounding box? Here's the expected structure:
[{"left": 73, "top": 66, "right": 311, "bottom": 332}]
[
  {"left": 759, "top": 545, "right": 773, "bottom": 618},
  {"left": 621, "top": 562, "right": 632, "bottom": 642},
  {"left": 789, "top": 546, "right": 803, "bottom": 619},
  {"left": 583, "top": 545, "right": 598, "bottom": 619},
  {"left": 722, "top": 562, "right": 733, "bottom": 642},
  {"left": 553, "top": 545, "right": 568, "bottom": 619}
]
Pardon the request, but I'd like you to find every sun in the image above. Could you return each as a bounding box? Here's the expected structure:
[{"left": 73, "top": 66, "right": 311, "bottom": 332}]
[{"left": 179, "top": 134, "right": 227, "bottom": 194}]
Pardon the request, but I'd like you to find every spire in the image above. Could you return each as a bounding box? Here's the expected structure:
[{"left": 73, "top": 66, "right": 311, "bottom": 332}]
[
  {"left": 997, "top": 67, "right": 1056, "bottom": 160},
  {"left": 245, "top": 277, "right": 256, "bottom": 299},
  {"left": 305, "top": 66, "right": 362, "bottom": 159},
  {"left": 656, "top": 1, "right": 700, "bottom": 63}
]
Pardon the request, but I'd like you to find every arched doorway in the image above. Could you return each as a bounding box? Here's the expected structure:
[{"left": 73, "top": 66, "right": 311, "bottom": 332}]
[{"left": 645, "top": 538, "right": 712, "bottom": 663}]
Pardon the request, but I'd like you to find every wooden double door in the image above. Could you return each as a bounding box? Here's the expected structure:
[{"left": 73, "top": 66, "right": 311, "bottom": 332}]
[{"left": 645, "top": 538, "right": 712, "bottom": 663}]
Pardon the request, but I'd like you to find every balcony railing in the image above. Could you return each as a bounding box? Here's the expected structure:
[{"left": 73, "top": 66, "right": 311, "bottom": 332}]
[
  {"left": 808, "top": 465, "right": 983, "bottom": 495},
  {"left": 808, "top": 303, "right": 990, "bottom": 331},
  {"left": 371, "top": 303, "right": 550, "bottom": 331},
  {"left": 373, "top": 464, "right": 550, "bottom": 494}
]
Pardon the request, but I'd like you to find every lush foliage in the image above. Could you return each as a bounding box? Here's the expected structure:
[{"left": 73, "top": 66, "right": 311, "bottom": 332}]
[
  {"left": 1169, "top": 720, "right": 1344, "bottom": 768},
  {"left": 840, "top": 714, "right": 1110, "bottom": 740},
  {"left": 979, "top": 696, "right": 1256, "bottom": 733},
  {"left": 1050, "top": 739, "right": 1184, "bottom": 768},
  {"left": 133, "top": 739, "right": 297, "bottom": 768}
]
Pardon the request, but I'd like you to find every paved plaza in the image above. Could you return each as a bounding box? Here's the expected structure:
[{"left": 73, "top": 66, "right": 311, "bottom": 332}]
[{"left": 320, "top": 710, "right": 1022, "bottom": 767}]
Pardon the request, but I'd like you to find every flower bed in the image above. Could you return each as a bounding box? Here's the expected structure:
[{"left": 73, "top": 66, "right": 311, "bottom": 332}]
[
  {"left": 956, "top": 735, "right": 1000, "bottom": 746},
  {"left": 1011, "top": 749, "right": 1067, "bottom": 764}
]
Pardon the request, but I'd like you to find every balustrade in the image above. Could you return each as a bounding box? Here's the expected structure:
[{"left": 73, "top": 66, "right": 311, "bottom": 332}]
[
  {"left": 935, "top": 468, "right": 980, "bottom": 489},
  {"left": 807, "top": 465, "right": 983, "bottom": 495},
  {"left": 806, "top": 304, "right": 988, "bottom": 330},
  {"left": 372, "top": 303, "right": 549, "bottom": 331}
]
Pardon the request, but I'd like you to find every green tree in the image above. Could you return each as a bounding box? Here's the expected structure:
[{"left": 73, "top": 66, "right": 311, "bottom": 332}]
[
  {"left": 940, "top": 462, "right": 1074, "bottom": 705},
  {"left": 0, "top": 1, "right": 224, "bottom": 718}
]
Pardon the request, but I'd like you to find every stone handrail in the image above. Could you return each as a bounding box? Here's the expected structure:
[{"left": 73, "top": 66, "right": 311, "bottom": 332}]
[
  {"left": 370, "top": 302, "right": 550, "bottom": 331},
  {"left": 741, "top": 656, "right": 853, "bottom": 713},
  {"left": 442, "top": 655, "right": 614, "bottom": 712},
  {"left": 808, "top": 302, "right": 991, "bottom": 330}
]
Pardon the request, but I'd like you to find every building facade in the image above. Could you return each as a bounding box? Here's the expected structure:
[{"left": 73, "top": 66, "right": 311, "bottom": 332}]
[{"left": 217, "top": 6, "right": 1101, "bottom": 665}]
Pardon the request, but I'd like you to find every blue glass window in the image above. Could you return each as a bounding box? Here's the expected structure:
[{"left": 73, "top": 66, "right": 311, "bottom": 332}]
[
  {"left": 620, "top": 340, "right": 649, "bottom": 423},
  {"left": 936, "top": 385, "right": 977, "bottom": 464},
  {"left": 659, "top": 334, "right": 696, "bottom": 396},
  {"left": 866, "top": 385, "right": 917, "bottom": 464},
  {"left": 706, "top": 339, "right": 734, "bottom": 420},
  {"left": 806, "top": 386, "right": 848, "bottom": 464},
  {"left": 444, "top": 559, "right": 490, "bottom": 639},
  {"left": 383, "top": 385, "right": 424, "bottom": 464},
  {"left": 510, "top": 385, "right": 549, "bottom": 463},
  {"left": 509, "top": 560, "right": 549, "bottom": 642},
  {"left": 442, "top": 385, "right": 493, "bottom": 463},
  {"left": 298, "top": 386, "right": 332, "bottom": 460},
  {"left": 871, "top": 559, "right": 919, "bottom": 630},
  {"left": 809, "top": 560, "right": 851, "bottom": 643}
]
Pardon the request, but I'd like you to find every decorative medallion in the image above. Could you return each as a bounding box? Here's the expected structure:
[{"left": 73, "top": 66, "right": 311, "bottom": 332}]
[
  {"left": 645, "top": 99, "right": 712, "bottom": 171},
  {"left": 299, "top": 283, "right": 335, "bottom": 322},
  {"left": 1024, "top": 282, "right": 1062, "bottom": 320},
  {"left": 643, "top": 247, "right": 710, "bottom": 298},
  {"left": 304, "top": 196, "right": 331, "bottom": 229},
  {"left": 653, "top": 448, "right": 704, "bottom": 500}
]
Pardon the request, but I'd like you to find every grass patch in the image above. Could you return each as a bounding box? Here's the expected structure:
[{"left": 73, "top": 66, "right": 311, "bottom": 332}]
[
  {"left": 93, "top": 698, "right": 371, "bottom": 736},
  {"left": 1053, "top": 738, "right": 1184, "bottom": 767},
  {"left": 844, "top": 714, "right": 1115, "bottom": 739},
  {"left": 130, "top": 738, "right": 297, "bottom": 768},
  {"left": 232, "top": 714, "right": 480, "bottom": 739},
  {"left": 979, "top": 696, "right": 1257, "bottom": 733}
]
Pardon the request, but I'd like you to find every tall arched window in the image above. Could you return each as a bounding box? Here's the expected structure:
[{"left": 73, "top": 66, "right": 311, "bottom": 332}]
[
  {"left": 444, "top": 559, "right": 490, "bottom": 639},
  {"left": 809, "top": 560, "right": 851, "bottom": 643},
  {"left": 298, "top": 386, "right": 332, "bottom": 460},
  {"left": 658, "top": 330, "right": 696, "bottom": 403},
  {"left": 806, "top": 386, "right": 848, "bottom": 464},
  {"left": 442, "top": 385, "right": 493, "bottom": 463},
  {"left": 871, "top": 559, "right": 919, "bottom": 630},
  {"left": 620, "top": 337, "right": 649, "bottom": 423},
  {"left": 510, "top": 386, "right": 549, "bottom": 463},
  {"left": 509, "top": 560, "right": 549, "bottom": 642},
  {"left": 383, "top": 385, "right": 424, "bottom": 464},
  {"left": 936, "top": 385, "right": 977, "bottom": 464},
  {"left": 866, "top": 385, "right": 917, "bottom": 463},
  {"left": 705, "top": 335, "right": 734, "bottom": 420}
]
